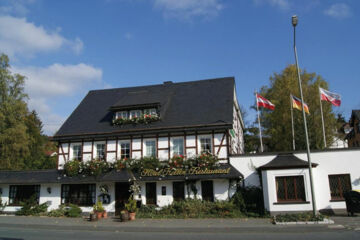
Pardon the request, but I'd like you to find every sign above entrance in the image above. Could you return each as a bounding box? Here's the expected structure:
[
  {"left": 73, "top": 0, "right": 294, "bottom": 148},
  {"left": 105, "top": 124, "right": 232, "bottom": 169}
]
[{"left": 140, "top": 167, "right": 231, "bottom": 177}]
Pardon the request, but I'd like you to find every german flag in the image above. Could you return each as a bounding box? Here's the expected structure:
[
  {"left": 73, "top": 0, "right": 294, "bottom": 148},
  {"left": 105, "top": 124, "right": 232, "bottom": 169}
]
[{"left": 292, "top": 95, "right": 310, "bottom": 114}]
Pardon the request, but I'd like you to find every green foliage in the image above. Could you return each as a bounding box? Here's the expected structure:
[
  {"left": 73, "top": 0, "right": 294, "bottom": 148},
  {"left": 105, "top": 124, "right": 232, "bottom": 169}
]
[
  {"left": 125, "top": 197, "right": 137, "bottom": 213},
  {"left": 66, "top": 204, "right": 82, "bottom": 217},
  {"left": 83, "top": 158, "right": 111, "bottom": 176},
  {"left": 15, "top": 195, "right": 48, "bottom": 216},
  {"left": 64, "top": 160, "right": 81, "bottom": 177},
  {"left": 0, "top": 54, "right": 55, "bottom": 170},
  {"left": 137, "top": 199, "right": 245, "bottom": 218},
  {"left": 0, "top": 195, "right": 7, "bottom": 213},
  {"left": 93, "top": 201, "right": 105, "bottom": 213},
  {"left": 47, "top": 204, "right": 82, "bottom": 218},
  {"left": 274, "top": 212, "right": 325, "bottom": 223},
  {"left": 231, "top": 187, "right": 267, "bottom": 216},
  {"left": 259, "top": 65, "right": 338, "bottom": 151}
]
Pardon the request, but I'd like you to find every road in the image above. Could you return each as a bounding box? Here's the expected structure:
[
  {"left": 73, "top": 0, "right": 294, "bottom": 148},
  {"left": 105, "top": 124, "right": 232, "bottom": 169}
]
[{"left": 0, "top": 225, "right": 359, "bottom": 240}]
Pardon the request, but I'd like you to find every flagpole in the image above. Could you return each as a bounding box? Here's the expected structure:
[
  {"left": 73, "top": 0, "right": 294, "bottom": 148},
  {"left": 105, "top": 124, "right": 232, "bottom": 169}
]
[
  {"left": 255, "top": 92, "right": 264, "bottom": 153},
  {"left": 290, "top": 94, "right": 296, "bottom": 151},
  {"left": 292, "top": 15, "right": 317, "bottom": 216},
  {"left": 319, "top": 88, "right": 327, "bottom": 148}
]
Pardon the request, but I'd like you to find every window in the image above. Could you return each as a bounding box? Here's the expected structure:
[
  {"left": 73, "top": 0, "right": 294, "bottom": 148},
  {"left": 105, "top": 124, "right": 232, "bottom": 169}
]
[
  {"left": 61, "top": 184, "right": 96, "bottom": 206},
  {"left": 172, "top": 138, "right": 184, "bottom": 156},
  {"left": 130, "top": 110, "right": 142, "bottom": 119},
  {"left": 9, "top": 185, "right": 40, "bottom": 205},
  {"left": 145, "top": 140, "right": 156, "bottom": 157},
  {"left": 72, "top": 144, "right": 82, "bottom": 161},
  {"left": 275, "top": 176, "right": 306, "bottom": 202},
  {"left": 200, "top": 136, "right": 212, "bottom": 154},
  {"left": 116, "top": 111, "right": 128, "bottom": 119},
  {"left": 120, "top": 142, "right": 130, "bottom": 159},
  {"left": 143, "top": 108, "right": 157, "bottom": 116},
  {"left": 96, "top": 143, "right": 105, "bottom": 160},
  {"left": 328, "top": 174, "right": 351, "bottom": 201}
]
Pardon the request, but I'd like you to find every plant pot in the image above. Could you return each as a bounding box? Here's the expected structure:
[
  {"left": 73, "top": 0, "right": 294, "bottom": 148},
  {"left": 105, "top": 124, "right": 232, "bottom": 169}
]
[
  {"left": 121, "top": 211, "right": 129, "bottom": 222},
  {"left": 89, "top": 213, "right": 97, "bottom": 221},
  {"left": 96, "top": 211, "right": 103, "bottom": 219},
  {"left": 129, "top": 212, "right": 136, "bottom": 221},
  {"left": 102, "top": 211, "right": 108, "bottom": 219}
]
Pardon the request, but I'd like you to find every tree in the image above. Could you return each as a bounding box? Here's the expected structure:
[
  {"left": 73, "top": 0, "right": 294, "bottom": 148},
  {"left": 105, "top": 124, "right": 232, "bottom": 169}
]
[
  {"left": 258, "top": 65, "right": 337, "bottom": 151},
  {"left": 0, "top": 54, "right": 56, "bottom": 170}
]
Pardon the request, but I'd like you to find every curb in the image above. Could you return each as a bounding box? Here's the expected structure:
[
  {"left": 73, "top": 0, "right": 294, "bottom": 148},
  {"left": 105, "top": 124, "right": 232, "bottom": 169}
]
[{"left": 275, "top": 218, "right": 334, "bottom": 225}]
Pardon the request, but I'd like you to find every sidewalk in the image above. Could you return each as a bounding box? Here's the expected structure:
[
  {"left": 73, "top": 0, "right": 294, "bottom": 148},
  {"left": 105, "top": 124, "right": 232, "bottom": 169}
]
[{"left": 0, "top": 215, "right": 359, "bottom": 233}]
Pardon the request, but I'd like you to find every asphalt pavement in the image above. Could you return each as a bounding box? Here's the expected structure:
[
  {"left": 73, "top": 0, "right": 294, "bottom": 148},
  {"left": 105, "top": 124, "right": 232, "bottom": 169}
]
[{"left": 0, "top": 215, "right": 359, "bottom": 240}]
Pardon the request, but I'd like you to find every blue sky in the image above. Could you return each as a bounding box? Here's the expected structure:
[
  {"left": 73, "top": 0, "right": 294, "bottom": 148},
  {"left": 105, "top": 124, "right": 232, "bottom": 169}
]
[{"left": 0, "top": 0, "right": 359, "bottom": 135}]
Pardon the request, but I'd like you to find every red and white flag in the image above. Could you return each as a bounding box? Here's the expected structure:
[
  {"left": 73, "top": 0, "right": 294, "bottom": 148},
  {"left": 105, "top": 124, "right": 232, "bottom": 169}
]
[
  {"left": 319, "top": 87, "right": 341, "bottom": 107},
  {"left": 256, "top": 93, "right": 275, "bottom": 110}
]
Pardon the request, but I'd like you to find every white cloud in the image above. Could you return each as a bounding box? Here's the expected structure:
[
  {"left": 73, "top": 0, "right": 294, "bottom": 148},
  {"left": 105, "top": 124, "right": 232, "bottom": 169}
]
[
  {"left": 13, "top": 63, "right": 103, "bottom": 135},
  {"left": 252, "top": 0, "right": 290, "bottom": 10},
  {"left": 154, "top": 0, "right": 224, "bottom": 20},
  {"left": 324, "top": 3, "right": 351, "bottom": 19},
  {"left": 0, "top": 0, "right": 35, "bottom": 16},
  {"left": 0, "top": 15, "right": 83, "bottom": 58}
]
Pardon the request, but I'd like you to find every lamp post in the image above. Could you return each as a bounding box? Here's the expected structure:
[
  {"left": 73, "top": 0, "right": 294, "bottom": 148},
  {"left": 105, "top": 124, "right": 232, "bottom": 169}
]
[{"left": 291, "top": 15, "right": 317, "bottom": 216}]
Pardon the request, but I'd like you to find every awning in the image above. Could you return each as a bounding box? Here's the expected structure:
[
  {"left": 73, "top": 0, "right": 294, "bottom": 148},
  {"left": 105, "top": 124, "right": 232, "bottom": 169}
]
[{"left": 258, "top": 153, "right": 318, "bottom": 171}]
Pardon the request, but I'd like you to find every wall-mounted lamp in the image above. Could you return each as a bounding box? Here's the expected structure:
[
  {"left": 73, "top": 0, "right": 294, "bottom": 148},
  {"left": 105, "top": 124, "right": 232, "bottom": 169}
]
[{"left": 47, "top": 187, "right": 52, "bottom": 194}]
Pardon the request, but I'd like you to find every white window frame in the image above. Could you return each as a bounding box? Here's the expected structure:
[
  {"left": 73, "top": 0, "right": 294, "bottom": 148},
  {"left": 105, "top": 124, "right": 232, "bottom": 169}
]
[
  {"left": 116, "top": 111, "right": 128, "bottom": 119},
  {"left": 144, "top": 139, "right": 156, "bottom": 157},
  {"left": 143, "top": 108, "right": 157, "bottom": 117},
  {"left": 71, "top": 143, "right": 82, "bottom": 161},
  {"left": 199, "top": 136, "right": 212, "bottom": 154},
  {"left": 130, "top": 110, "right": 142, "bottom": 119},
  {"left": 171, "top": 137, "right": 184, "bottom": 157},
  {"left": 95, "top": 143, "right": 106, "bottom": 160},
  {"left": 119, "top": 140, "right": 131, "bottom": 159}
]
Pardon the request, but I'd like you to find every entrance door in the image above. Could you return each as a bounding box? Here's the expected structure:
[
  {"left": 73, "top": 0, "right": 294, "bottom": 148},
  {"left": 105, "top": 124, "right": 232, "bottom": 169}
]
[
  {"left": 173, "top": 182, "right": 185, "bottom": 201},
  {"left": 146, "top": 182, "right": 157, "bottom": 205},
  {"left": 115, "top": 182, "right": 130, "bottom": 215},
  {"left": 201, "top": 180, "right": 214, "bottom": 202}
]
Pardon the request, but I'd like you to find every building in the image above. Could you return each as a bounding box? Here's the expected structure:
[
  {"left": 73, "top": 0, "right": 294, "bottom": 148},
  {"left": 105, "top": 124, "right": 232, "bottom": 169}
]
[
  {"left": 346, "top": 110, "right": 360, "bottom": 147},
  {"left": 231, "top": 148, "right": 360, "bottom": 215},
  {"left": 0, "top": 77, "right": 245, "bottom": 214}
]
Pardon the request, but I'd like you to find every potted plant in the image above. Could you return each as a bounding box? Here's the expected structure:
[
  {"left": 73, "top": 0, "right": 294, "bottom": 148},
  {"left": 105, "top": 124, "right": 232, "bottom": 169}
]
[
  {"left": 125, "top": 196, "right": 137, "bottom": 221},
  {"left": 93, "top": 201, "right": 104, "bottom": 219},
  {"left": 89, "top": 211, "right": 97, "bottom": 221},
  {"left": 120, "top": 210, "right": 129, "bottom": 222}
]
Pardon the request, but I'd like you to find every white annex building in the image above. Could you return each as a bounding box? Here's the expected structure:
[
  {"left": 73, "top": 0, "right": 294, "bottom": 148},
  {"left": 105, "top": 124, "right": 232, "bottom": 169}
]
[{"left": 0, "top": 77, "right": 359, "bottom": 215}]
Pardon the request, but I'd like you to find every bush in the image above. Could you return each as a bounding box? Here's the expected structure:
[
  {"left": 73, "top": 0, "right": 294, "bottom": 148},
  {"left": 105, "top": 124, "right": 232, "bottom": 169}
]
[
  {"left": 274, "top": 212, "right": 325, "bottom": 223},
  {"left": 15, "top": 195, "right": 48, "bottom": 216},
  {"left": 64, "top": 160, "right": 81, "bottom": 177},
  {"left": 231, "top": 186, "right": 267, "bottom": 217},
  {"left": 66, "top": 204, "right": 82, "bottom": 217},
  {"left": 47, "top": 204, "right": 82, "bottom": 218},
  {"left": 137, "top": 199, "right": 244, "bottom": 218}
]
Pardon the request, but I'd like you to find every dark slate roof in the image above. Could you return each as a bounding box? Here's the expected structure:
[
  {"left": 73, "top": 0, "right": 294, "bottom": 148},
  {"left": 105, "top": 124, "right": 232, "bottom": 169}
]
[
  {"left": 53, "top": 77, "right": 235, "bottom": 140},
  {"left": 258, "top": 153, "right": 318, "bottom": 171},
  {"left": 134, "top": 164, "right": 243, "bottom": 182},
  {"left": 0, "top": 169, "right": 133, "bottom": 184}
]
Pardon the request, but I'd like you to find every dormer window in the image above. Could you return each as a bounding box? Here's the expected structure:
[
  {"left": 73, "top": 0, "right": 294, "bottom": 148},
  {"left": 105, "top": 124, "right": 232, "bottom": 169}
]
[
  {"left": 144, "top": 108, "right": 157, "bottom": 117},
  {"left": 116, "top": 111, "right": 128, "bottom": 119},
  {"left": 130, "top": 110, "right": 142, "bottom": 119}
]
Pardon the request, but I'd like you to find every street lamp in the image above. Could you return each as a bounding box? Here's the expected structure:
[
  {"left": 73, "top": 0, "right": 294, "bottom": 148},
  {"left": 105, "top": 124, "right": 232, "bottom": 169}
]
[{"left": 291, "top": 15, "right": 317, "bottom": 216}]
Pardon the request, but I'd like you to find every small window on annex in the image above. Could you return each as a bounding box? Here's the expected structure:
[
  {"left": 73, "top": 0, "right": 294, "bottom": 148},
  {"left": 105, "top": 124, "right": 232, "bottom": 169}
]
[
  {"left": 328, "top": 174, "right": 351, "bottom": 201},
  {"left": 9, "top": 185, "right": 40, "bottom": 205},
  {"left": 200, "top": 136, "right": 212, "bottom": 154},
  {"left": 130, "top": 110, "right": 142, "bottom": 119},
  {"left": 61, "top": 184, "right": 96, "bottom": 206},
  {"left": 143, "top": 108, "right": 157, "bottom": 116},
  {"left": 116, "top": 111, "right": 128, "bottom": 119},
  {"left": 120, "top": 142, "right": 131, "bottom": 159},
  {"left": 96, "top": 143, "right": 105, "bottom": 160},
  {"left": 72, "top": 144, "right": 82, "bottom": 161},
  {"left": 145, "top": 140, "right": 156, "bottom": 157},
  {"left": 172, "top": 138, "right": 184, "bottom": 156},
  {"left": 275, "top": 176, "right": 306, "bottom": 202}
]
